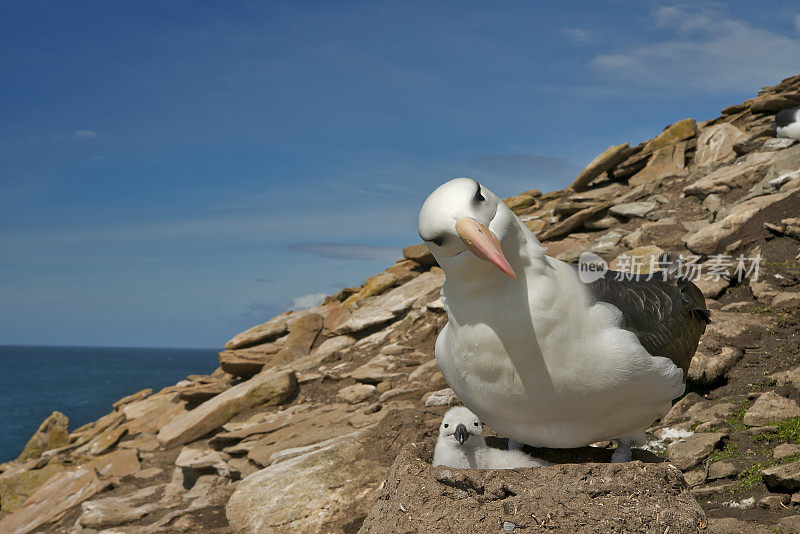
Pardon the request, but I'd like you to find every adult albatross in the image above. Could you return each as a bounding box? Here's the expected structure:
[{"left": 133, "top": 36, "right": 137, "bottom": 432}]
[
  {"left": 776, "top": 107, "right": 800, "bottom": 141},
  {"left": 419, "top": 178, "right": 709, "bottom": 461}
]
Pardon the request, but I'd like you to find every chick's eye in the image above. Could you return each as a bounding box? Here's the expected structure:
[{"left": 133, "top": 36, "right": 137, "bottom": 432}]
[
  {"left": 473, "top": 422, "right": 479, "bottom": 427},
  {"left": 431, "top": 236, "right": 443, "bottom": 247},
  {"left": 443, "top": 423, "right": 449, "bottom": 428}
]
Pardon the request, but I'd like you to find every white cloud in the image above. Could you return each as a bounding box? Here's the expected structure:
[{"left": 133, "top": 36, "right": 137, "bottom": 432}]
[
  {"left": 592, "top": 5, "right": 800, "bottom": 92},
  {"left": 73, "top": 129, "right": 100, "bottom": 139},
  {"left": 291, "top": 292, "right": 327, "bottom": 310},
  {"left": 561, "top": 28, "right": 591, "bottom": 44}
]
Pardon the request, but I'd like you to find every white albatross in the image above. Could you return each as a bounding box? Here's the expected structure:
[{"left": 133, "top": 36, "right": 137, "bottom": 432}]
[
  {"left": 418, "top": 178, "right": 709, "bottom": 461},
  {"left": 776, "top": 107, "right": 800, "bottom": 141}
]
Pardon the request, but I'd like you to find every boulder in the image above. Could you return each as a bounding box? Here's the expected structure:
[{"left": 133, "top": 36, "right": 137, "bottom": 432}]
[
  {"left": 16, "top": 411, "right": 69, "bottom": 461},
  {"left": 608, "top": 201, "right": 658, "bottom": 218},
  {"left": 692, "top": 275, "right": 731, "bottom": 299},
  {"left": 774, "top": 443, "right": 800, "bottom": 460},
  {"left": 629, "top": 143, "right": 686, "bottom": 186},
  {"left": 0, "top": 466, "right": 108, "bottom": 534},
  {"left": 661, "top": 395, "right": 738, "bottom": 427},
  {"left": 77, "top": 490, "right": 158, "bottom": 529},
  {"left": 336, "top": 384, "right": 376, "bottom": 404},
  {"left": 336, "top": 271, "right": 444, "bottom": 335},
  {"left": 111, "top": 388, "right": 152, "bottom": 409},
  {"left": 743, "top": 391, "right": 800, "bottom": 426},
  {"left": 667, "top": 432, "right": 726, "bottom": 471},
  {"left": 157, "top": 368, "right": 297, "bottom": 448},
  {"left": 683, "top": 151, "right": 773, "bottom": 196},
  {"left": 707, "top": 460, "right": 740, "bottom": 480},
  {"left": 281, "top": 313, "right": 324, "bottom": 356},
  {"left": 687, "top": 346, "right": 743, "bottom": 385},
  {"left": 86, "top": 448, "right": 141, "bottom": 478},
  {"left": 622, "top": 220, "right": 685, "bottom": 249},
  {"left": 225, "top": 315, "right": 289, "bottom": 350},
  {"left": 344, "top": 273, "right": 399, "bottom": 306},
  {"left": 359, "top": 439, "right": 706, "bottom": 533},
  {"left": 176, "top": 443, "right": 231, "bottom": 477},
  {"left": 695, "top": 123, "right": 749, "bottom": 167},
  {"left": 0, "top": 462, "right": 69, "bottom": 517},
  {"left": 702, "top": 310, "right": 767, "bottom": 345},
  {"left": 762, "top": 461, "right": 800, "bottom": 492},
  {"left": 119, "top": 391, "right": 186, "bottom": 436},
  {"left": 402, "top": 244, "right": 436, "bottom": 267},
  {"left": 771, "top": 365, "right": 800, "bottom": 390},
  {"left": 423, "top": 388, "right": 459, "bottom": 407},
  {"left": 503, "top": 190, "right": 540, "bottom": 212},
  {"left": 539, "top": 201, "right": 615, "bottom": 242},
  {"left": 350, "top": 355, "right": 402, "bottom": 384},
  {"left": 568, "top": 143, "right": 635, "bottom": 192},
  {"left": 227, "top": 409, "right": 439, "bottom": 533},
  {"left": 310, "top": 335, "right": 356, "bottom": 359},
  {"left": 643, "top": 119, "right": 697, "bottom": 153},
  {"left": 218, "top": 342, "right": 283, "bottom": 377},
  {"left": 178, "top": 380, "right": 231, "bottom": 404},
  {"left": 688, "top": 188, "right": 800, "bottom": 254}
]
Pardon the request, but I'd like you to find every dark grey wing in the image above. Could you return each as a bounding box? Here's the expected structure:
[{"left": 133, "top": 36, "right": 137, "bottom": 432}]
[
  {"left": 580, "top": 271, "right": 710, "bottom": 374},
  {"left": 776, "top": 108, "right": 799, "bottom": 128}
]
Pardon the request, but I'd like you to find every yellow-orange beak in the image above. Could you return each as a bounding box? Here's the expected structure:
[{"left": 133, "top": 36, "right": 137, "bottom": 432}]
[{"left": 455, "top": 217, "right": 516, "bottom": 279}]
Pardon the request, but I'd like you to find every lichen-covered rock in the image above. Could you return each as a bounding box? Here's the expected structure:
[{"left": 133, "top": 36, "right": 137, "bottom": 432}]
[{"left": 16, "top": 411, "right": 69, "bottom": 461}]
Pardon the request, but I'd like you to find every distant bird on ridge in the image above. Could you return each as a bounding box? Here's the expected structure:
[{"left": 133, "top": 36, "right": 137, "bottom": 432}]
[{"left": 776, "top": 107, "right": 800, "bottom": 141}]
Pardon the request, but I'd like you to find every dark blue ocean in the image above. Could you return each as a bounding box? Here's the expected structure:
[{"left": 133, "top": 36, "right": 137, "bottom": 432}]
[{"left": 0, "top": 345, "right": 218, "bottom": 463}]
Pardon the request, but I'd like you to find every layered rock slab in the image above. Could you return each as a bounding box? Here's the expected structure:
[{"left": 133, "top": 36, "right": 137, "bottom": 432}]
[{"left": 157, "top": 368, "right": 297, "bottom": 448}]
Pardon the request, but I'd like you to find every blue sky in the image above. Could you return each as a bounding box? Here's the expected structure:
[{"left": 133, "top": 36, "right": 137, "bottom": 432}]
[{"left": 2, "top": 1, "right": 799, "bottom": 348}]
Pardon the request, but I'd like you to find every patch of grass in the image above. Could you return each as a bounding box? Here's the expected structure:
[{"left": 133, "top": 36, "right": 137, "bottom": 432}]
[
  {"left": 708, "top": 441, "right": 739, "bottom": 462},
  {"left": 750, "top": 378, "right": 778, "bottom": 391},
  {"left": 765, "top": 259, "right": 800, "bottom": 274},
  {"left": 726, "top": 400, "right": 751, "bottom": 432},
  {"left": 736, "top": 459, "right": 776, "bottom": 490},
  {"left": 754, "top": 417, "right": 800, "bottom": 444}
]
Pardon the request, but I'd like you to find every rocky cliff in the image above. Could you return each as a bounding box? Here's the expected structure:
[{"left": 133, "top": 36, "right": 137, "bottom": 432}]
[{"left": 2, "top": 74, "right": 800, "bottom": 533}]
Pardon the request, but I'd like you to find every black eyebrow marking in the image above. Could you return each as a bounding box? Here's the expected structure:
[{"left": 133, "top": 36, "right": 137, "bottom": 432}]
[{"left": 473, "top": 182, "right": 485, "bottom": 202}]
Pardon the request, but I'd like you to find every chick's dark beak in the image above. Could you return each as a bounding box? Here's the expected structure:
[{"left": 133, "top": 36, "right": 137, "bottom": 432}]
[{"left": 454, "top": 424, "right": 469, "bottom": 445}]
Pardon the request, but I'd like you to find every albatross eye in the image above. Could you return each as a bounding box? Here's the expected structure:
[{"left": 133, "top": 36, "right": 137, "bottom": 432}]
[
  {"left": 431, "top": 236, "right": 444, "bottom": 247},
  {"left": 474, "top": 184, "right": 485, "bottom": 203},
  {"left": 473, "top": 422, "right": 479, "bottom": 427}
]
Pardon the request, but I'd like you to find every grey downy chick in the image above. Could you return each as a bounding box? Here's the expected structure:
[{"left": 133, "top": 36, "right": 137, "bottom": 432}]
[{"left": 432, "top": 407, "right": 550, "bottom": 469}]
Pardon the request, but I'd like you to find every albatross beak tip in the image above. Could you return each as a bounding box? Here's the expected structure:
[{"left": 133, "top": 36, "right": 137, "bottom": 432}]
[{"left": 455, "top": 217, "right": 517, "bottom": 280}]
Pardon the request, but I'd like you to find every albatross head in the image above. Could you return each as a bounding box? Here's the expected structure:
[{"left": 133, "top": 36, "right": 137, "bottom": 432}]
[
  {"left": 418, "top": 178, "right": 520, "bottom": 280},
  {"left": 439, "top": 406, "right": 483, "bottom": 446}
]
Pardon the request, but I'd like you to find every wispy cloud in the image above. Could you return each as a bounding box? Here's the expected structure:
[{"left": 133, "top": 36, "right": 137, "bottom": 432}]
[
  {"left": 73, "top": 129, "right": 100, "bottom": 139},
  {"left": 561, "top": 28, "right": 592, "bottom": 44},
  {"left": 291, "top": 292, "right": 327, "bottom": 310},
  {"left": 288, "top": 242, "right": 400, "bottom": 261},
  {"left": 592, "top": 4, "right": 800, "bottom": 91}
]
